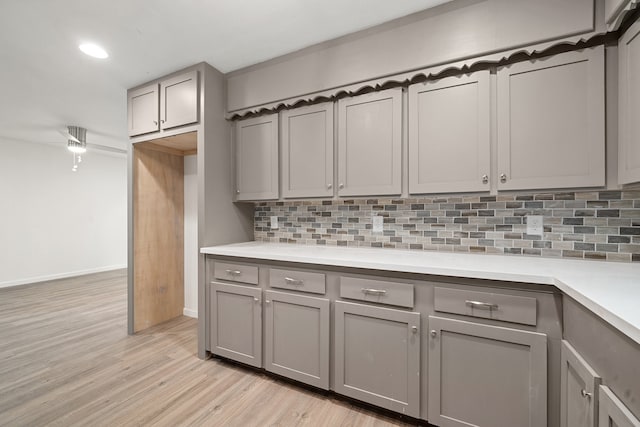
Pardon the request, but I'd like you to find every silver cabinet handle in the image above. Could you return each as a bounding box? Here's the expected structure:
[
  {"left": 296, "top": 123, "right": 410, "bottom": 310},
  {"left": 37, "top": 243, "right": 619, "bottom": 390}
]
[
  {"left": 327, "top": 184, "right": 332, "bottom": 189},
  {"left": 339, "top": 183, "right": 344, "bottom": 189},
  {"left": 465, "top": 300, "right": 499, "bottom": 310},
  {"left": 236, "top": 190, "right": 240, "bottom": 194},
  {"left": 482, "top": 174, "right": 489, "bottom": 184},
  {"left": 361, "top": 288, "right": 387, "bottom": 295},
  {"left": 500, "top": 173, "right": 507, "bottom": 183},
  {"left": 265, "top": 300, "right": 271, "bottom": 304},
  {"left": 411, "top": 326, "right": 418, "bottom": 333},
  {"left": 225, "top": 269, "right": 241, "bottom": 276},
  {"left": 161, "top": 119, "right": 165, "bottom": 123},
  {"left": 285, "top": 277, "right": 304, "bottom": 286},
  {"left": 254, "top": 297, "right": 260, "bottom": 303},
  {"left": 430, "top": 330, "right": 437, "bottom": 338},
  {"left": 581, "top": 389, "right": 592, "bottom": 399},
  {"left": 153, "top": 120, "right": 158, "bottom": 125}
]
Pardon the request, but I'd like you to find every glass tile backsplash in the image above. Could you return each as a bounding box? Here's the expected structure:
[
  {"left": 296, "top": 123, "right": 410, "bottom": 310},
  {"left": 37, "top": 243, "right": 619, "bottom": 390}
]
[{"left": 254, "top": 190, "right": 640, "bottom": 262}]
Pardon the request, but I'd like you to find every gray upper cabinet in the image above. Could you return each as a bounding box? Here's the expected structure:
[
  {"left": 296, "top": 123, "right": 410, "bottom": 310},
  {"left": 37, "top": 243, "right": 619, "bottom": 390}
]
[
  {"left": 337, "top": 88, "right": 402, "bottom": 197},
  {"left": 159, "top": 70, "right": 199, "bottom": 131},
  {"left": 497, "top": 47, "right": 605, "bottom": 191},
  {"left": 128, "top": 83, "right": 160, "bottom": 137},
  {"left": 281, "top": 103, "right": 333, "bottom": 198},
  {"left": 428, "top": 316, "right": 548, "bottom": 427},
  {"left": 264, "top": 290, "right": 330, "bottom": 389},
  {"left": 235, "top": 113, "right": 279, "bottom": 201},
  {"left": 598, "top": 385, "right": 640, "bottom": 427},
  {"left": 334, "top": 300, "right": 420, "bottom": 418},
  {"left": 618, "top": 18, "right": 640, "bottom": 184},
  {"left": 127, "top": 70, "right": 199, "bottom": 137},
  {"left": 561, "top": 340, "right": 601, "bottom": 427},
  {"left": 408, "top": 71, "right": 491, "bottom": 194},
  {"left": 209, "top": 282, "right": 262, "bottom": 368}
]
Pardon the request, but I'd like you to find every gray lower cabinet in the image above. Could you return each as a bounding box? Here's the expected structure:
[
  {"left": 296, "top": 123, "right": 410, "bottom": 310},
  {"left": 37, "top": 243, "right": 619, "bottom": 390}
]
[
  {"left": 209, "top": 282, "right": 262, "bottom": 368},
  {"left": 561, "top": 340, "right": 601, "bottom": 427},
  {"left": 428, "top": 316, "right": 547, "bottom": 427},
  {"left": 264, "top": 290, "right": 330, "bottom": 389},
  {"left": 334, "top": 300, "right": 420, "bottom": 418},
  {"left": 598, "top": 385, "right": 640, "bottom": 427}
]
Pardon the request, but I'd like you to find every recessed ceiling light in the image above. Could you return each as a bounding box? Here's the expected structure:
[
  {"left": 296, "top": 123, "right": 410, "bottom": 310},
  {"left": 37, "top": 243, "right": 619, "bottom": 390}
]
[{"left": 79, "top": 43, "right": 109, "bottom": 59}]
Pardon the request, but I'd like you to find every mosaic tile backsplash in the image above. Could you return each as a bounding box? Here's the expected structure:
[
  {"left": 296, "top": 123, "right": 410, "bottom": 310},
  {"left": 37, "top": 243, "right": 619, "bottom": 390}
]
[{"left": 254, "top": 190, "right": 640, "bottom": 263}]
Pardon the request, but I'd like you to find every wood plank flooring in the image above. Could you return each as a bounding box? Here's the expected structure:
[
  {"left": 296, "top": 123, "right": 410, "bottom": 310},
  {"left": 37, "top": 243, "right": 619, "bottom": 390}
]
[{"left": 0, "top": 270, "right": 418, "bottom": 426}]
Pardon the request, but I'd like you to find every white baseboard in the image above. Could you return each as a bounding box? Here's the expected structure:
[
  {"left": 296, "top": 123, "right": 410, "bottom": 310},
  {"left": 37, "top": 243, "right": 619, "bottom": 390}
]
[
  {"left": 183, "top": 308, "right": 198, "bottom": 318},
  {"left": 0, "top": 264, "right": 127, "bottom": 289}
]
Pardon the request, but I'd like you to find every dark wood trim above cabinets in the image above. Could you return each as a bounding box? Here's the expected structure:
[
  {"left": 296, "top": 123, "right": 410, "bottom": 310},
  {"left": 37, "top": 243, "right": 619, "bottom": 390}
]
[{"left": 227, "top": 0, "right": 601, "bottom": 117}]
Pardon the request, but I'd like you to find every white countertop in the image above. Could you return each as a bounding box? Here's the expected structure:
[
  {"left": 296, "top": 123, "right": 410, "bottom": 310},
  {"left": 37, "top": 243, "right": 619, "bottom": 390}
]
[{"left": 201, "top": 242, "right": 640, "bottom": 345}]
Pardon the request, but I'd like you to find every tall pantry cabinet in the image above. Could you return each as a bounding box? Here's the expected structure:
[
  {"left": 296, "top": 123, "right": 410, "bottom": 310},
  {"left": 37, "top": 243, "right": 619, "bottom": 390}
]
[{"left": 126, "top": 63, "right": 253, "bottom": 346}]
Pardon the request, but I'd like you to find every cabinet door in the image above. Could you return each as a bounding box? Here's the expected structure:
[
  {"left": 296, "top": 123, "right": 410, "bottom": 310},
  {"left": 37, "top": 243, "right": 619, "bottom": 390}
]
[
  {"left": 408, "top": 71, "right": 490, "bottom": 194},
  {"left": 497, "top": 47, "right": 605, "bottom": 190},
  {"left": 209, "top": 282, "right": 262, "bottom": 368},
  {"left": 235, "top": 114, "right": 279, "bottom": 201},
  {"left": 561, "top": 340, "right": 602, "bottom": 427},
  {"left": 428, "top": 316, "right": 547, "bottom": 427},
  {"left": 128, "top": 83, "right": 159, "bottom": 136},
  {"left": 264, "top": 290, "right": 330, "bottom": 389},
  {"left": 337, "top": 88, "right": 402, "bottom": 196},
  {"left": 619, "top": 18, "right": 640, "bottom": 184},
  {"left": 598, "top": 385, "right": 640, "bottom": 427},
  {"left": 334, "top": 301, "right": 420, "bottom": 417},
  {"left": 281, "top": 103, "right": 333, "bottom": 198},
  {"left": 159, "top": 70, "right": 199, "bottom": 130}
]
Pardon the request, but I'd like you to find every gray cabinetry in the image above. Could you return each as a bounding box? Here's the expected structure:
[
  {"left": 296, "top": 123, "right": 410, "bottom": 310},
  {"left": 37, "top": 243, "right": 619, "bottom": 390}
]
[
  {"left": 496, "top": 47, "right": 605, "bottom": 190},
  {"left": 408, "top": 71, "right": 491, "bottom": 194},
  {"left": 264, "top": 290, "right": 330, "bottom": 389},
  {"left": 281, "top": 103, "right": 333, "bottom": 198},
  {"left": 209, "top": 282, "right": 262, "bottom": 368},
  {"left": 598, "top": 385, "right": 640, "bottom": 427},
  {"left": 334, "top": 300, "right": 420, "bottom": 417},
  {"left": 337, "top": 88, "right": 402, "bottom": 197},
  {"left": 428, "top": 315, "right": 547, "bottom": 427},
  {"left": 561, "top": 340, "right": 601, "bottom": 427},
  {"left": 235, "top": 113, "right": 279, "bottom": 201},
  {"left": 618, "top": 17, "right": 640, "bottom": 184},
  {"left": 159, "top": 70, "right": 199, "bottom": 131},
  {"left": 127, "top": 70, "right": 199, "bottom": 137},
  {"left": 128, "top": 83, "right": 159, "bottom": 137},
  {"left": 606, "top": 0, "right": 639, "bottom": 30}
]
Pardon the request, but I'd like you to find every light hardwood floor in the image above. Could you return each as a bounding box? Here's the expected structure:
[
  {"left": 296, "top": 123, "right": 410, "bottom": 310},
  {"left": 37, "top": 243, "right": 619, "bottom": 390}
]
[{"left": 0, "top": 270, "right": 419, "bottom": 427}]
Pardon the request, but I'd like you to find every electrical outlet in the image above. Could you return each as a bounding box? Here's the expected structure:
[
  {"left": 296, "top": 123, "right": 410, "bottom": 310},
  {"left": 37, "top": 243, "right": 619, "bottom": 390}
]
[
  {"left": 270, "top": 216, "right": 278, "bottom": 229},
  {"left": 372, "top": 215, "right": 383, "bottom": 233},
  {"left": 526, "top": 215, "right": 544, "bottom": 236}
]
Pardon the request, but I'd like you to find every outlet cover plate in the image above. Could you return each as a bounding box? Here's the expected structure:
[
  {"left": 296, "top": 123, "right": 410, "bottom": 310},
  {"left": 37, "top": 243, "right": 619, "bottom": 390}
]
[
  {"left": 527, "top": 215, "right": 544, "bottom": 236},
  {"left": 372, "top": 215, "right": 383, "bottom": 233}
]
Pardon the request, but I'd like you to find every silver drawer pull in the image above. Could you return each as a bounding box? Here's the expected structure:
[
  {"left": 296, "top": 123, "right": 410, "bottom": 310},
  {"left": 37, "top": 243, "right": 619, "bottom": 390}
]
[
  {"left": 362, "top": 288, "right": 387, "bottom": 295},
  {"left": 581, "top": 389, "right": 592, "bottom": 399},
  {"left": 465, "top": 300, "right": 498, "bottom": 310},
  {"left": 285, "top": 277, "right": 304, "bottom": 286},
  {"left": 225, "top": 269, "right": 241, "bottom": 276}
]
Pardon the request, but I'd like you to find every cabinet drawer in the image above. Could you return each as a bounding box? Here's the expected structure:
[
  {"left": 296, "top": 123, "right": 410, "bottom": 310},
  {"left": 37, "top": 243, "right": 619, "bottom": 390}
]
[
  {"left": 340, "top": 276, "right": 414, "bottom": 308},
  {"left": 269, "top": 268, "right": 325, "bottom": 294},
  {"left": 213, "top": 261, "right": 258, "bottom": 285},
  {"left": 434, "top": 287, "right": 537, "bottom": 326}
]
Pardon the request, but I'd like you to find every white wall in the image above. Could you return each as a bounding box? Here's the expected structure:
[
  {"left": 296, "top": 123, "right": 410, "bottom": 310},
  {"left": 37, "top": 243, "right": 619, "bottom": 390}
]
[
  {"left": 0, "top": 139, "right": 127, "bottom": 287},
  {"left": 183, "top": 155, "right": 198, "bottom": 318}
]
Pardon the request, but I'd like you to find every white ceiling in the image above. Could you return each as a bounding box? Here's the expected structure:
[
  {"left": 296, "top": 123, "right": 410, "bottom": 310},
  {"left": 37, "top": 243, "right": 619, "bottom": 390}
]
[{"left": 0, "top": 0, "right": 450, "bottom": 151}]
